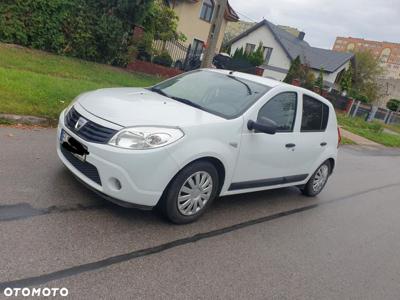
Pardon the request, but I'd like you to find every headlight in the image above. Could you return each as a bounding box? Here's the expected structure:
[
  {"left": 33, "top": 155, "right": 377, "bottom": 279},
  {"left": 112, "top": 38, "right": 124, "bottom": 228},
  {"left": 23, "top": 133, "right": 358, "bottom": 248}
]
[{"left": 108, "top": 127, "right": 184, "bottom": 150}]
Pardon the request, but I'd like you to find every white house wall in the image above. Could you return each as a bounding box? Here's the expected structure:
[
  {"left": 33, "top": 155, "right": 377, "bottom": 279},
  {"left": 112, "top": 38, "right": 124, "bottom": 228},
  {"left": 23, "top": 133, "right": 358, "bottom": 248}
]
[
  {"left": 230, "top": 25, "right": 291, "bottom": 80},
  {"left": 311, "top": 61, "right": 350, "bottom": 88},
  {"left": 230, "top": 24, "right": 351, "bottom": 87},
  {"left": 263, "top": 68, "right": 287, "bottom": 81}
]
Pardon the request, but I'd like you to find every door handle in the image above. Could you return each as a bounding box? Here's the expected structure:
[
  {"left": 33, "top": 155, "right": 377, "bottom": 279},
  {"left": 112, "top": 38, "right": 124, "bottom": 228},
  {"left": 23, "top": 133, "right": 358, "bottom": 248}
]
[
  {"left": 320, "top": 142, "right": 327, "bottom": 147},
  {"left": 285, "top": 143, "right": 296, "bottom": 148}
]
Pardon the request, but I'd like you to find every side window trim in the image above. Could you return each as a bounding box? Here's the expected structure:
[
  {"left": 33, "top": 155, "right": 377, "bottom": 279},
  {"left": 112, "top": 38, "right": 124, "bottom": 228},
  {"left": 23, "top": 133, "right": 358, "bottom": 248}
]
[{"left": 257, "top": 91, "right": 298, "bottom": 133}]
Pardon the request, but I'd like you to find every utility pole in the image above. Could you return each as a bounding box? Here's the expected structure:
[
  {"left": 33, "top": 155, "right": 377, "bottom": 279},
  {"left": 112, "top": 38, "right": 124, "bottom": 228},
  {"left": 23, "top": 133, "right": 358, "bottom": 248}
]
[{"left": 201, "top": 0, "right": 228, "bottom": 68}]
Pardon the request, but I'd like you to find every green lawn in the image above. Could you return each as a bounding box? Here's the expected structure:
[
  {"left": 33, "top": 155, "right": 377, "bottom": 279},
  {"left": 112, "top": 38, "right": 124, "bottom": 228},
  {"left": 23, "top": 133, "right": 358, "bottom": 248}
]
[
  {"left": 0, "top": 43, "right": 161, "bottom": 119},
  {"left": 341, "top": 137, "right": 357, "bottom": 145},
  {"left": 337, "top": 114, "right": 400, "bottom": 147},
  {"left": 383, "top": 123, "right": 400, "bottom": 135}
]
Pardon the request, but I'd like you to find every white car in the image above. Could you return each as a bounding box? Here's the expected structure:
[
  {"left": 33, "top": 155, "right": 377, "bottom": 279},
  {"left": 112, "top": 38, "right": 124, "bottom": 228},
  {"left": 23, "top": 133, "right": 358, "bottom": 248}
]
[{"left": 57, "top": 69, "right": 340, "bottom": 224}]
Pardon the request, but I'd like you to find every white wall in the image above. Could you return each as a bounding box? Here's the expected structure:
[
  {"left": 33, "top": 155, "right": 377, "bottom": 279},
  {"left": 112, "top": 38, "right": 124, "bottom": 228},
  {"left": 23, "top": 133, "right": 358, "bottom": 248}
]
[
  {"left": 311, "top": 61, "right": 350, "bottom": 88},
  {"left": 230, "top": 25, "right": 291, "bottom": 80}
]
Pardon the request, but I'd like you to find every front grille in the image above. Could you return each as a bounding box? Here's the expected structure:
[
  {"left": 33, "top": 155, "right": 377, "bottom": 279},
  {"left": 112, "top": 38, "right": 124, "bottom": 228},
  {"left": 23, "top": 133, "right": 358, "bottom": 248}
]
[
  {"left": 61, "top": 146, "right": 102, "bottom": 186},
  {"left": 65, "top": 107, "right": 117, "bottom": 143}
]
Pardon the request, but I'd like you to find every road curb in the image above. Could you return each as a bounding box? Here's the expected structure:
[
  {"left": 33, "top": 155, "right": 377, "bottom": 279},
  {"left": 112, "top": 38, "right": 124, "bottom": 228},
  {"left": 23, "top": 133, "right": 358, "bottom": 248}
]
[{"left": 0, "top": 113, "right": 56, "bottom": 126}]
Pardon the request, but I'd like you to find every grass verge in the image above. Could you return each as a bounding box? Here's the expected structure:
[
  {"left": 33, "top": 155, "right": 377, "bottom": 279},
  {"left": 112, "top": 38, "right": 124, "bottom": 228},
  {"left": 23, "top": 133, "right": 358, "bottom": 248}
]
[
  {"left": 337, "top": 114, "right": 400, "bottom": 147},
  {"left": 341, "top": 137, "right": 357, "bottom": 145},
  {"left": 0, "top": 43, "right": 162, "bottom": 119}
]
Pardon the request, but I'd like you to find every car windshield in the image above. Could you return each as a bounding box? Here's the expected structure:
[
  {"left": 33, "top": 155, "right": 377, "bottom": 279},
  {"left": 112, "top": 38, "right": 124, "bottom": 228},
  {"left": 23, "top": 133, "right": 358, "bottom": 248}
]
[{"left": 150, "top": 70, "right": 271, "bottom": 119}]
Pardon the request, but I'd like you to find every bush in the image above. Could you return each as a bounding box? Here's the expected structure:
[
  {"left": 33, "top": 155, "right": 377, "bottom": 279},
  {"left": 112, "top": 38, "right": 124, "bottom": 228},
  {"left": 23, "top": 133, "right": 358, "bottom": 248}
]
[
  {"left": 232, "top": 42, "right": 264, "bottom": 67},
  {"left": 349, "top": 89, "right": 369, "bottom": 103},
  {"left": 153, "top": 51, "right": 173, "bottom": 67},
  {"left": 0, "top": 0, "right": 153, "bottom": 66},
  {"left": 387, "top": 99, "right": 400, "bottom": 112}
]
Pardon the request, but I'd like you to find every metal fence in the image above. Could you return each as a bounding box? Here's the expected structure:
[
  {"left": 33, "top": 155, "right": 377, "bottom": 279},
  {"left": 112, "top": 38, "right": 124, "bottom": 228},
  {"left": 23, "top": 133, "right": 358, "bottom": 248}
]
[
  {"left": 326, "top": 92, "right": 400, "bottom": 125},
  {"left": 152, "top": 40, "right": 204, "bottom": 71},
  {"left": 152, "top": 39, "right": 189, "bottom": 68},
  {"left": 326, "top": 92, "right": 350, "bottom": 111}
]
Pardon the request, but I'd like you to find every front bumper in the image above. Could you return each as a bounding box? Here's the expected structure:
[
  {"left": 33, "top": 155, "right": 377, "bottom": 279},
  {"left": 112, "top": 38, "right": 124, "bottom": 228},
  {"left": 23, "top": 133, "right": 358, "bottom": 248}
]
[{"left": 57, "top": 108, "right": 180, "bottom": 208}]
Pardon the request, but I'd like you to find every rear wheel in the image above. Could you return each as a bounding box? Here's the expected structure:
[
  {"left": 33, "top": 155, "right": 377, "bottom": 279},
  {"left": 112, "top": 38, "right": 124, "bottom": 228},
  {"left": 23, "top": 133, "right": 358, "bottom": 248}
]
[
  {"left": 301, "top": 161, "right": 331, "bottom": 197},
  {"left": 160, "top": 161, "right": 219, "bottom": 224}
]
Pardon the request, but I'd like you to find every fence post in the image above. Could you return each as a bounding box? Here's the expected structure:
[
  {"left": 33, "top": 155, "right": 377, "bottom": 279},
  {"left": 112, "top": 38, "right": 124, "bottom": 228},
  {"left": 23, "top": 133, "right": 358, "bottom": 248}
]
[
  {"left": 384, "top": 110, "right": 391, "bottom": 124},
  {"left": 346, "top": 99, "right": 355, "bottom": 116},
  {"left": 183, "top": 44, "right": 191, "bottom": 71},
  {"left": 351, "top": 101, "right": 361, "bottom": 118},
  {"left": 386, "top": 111, "right": 393, "bottom": 124},
  {"left": 367, "top": 106, "right": 378, "bottom": 122}
]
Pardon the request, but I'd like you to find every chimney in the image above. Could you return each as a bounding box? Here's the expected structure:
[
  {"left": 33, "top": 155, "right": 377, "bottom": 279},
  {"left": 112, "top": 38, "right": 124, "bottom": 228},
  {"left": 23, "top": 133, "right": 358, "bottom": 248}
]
[{"left": 298, "top": 31, "right": 305, "bottom": 41}]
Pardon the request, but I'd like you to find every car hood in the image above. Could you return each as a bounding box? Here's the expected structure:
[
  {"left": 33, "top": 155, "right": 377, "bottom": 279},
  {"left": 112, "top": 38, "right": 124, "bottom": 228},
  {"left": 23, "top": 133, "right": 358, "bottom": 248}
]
[{"left": 77, "top": 88, "right": 224, "bottom": 127}]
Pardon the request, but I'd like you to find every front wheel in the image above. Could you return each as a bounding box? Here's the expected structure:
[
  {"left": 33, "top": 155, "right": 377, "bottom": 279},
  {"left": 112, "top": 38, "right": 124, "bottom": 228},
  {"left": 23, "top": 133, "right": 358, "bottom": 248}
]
[
  {"left": 301, "top": 161, "right": 331, "bottom": 197},
  {"left": 160, "top": 161, "right": 219, "bottom": 224}
]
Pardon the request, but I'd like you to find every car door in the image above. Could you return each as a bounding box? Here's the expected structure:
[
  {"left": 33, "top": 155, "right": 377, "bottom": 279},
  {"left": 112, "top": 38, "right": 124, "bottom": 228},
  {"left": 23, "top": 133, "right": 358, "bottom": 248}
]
[
  {"left": 294, "top": 93, "right": 331, "bottom": 174},
  {"left": 230, "top": 91, "right": 306, "bottom": 191}
]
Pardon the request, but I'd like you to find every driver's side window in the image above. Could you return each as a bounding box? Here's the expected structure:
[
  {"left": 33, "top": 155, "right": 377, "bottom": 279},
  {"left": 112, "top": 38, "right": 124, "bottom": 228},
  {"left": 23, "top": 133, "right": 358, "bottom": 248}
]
[{"left": 257, "top": 92, "right": 297, "bottom": 132}]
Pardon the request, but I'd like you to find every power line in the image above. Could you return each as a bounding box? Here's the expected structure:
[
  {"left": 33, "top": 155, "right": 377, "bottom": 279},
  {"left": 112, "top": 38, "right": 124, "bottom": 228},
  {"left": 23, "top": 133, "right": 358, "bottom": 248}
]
[{"left": 235, "top": 10, "right": 258, "bottom": 23}]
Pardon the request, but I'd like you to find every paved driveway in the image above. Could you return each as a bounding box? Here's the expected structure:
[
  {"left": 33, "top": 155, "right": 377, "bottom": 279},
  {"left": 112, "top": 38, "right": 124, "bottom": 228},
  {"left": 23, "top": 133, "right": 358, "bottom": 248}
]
[{"left": 1, "top": 127, "right": 400, "bottom": 299}]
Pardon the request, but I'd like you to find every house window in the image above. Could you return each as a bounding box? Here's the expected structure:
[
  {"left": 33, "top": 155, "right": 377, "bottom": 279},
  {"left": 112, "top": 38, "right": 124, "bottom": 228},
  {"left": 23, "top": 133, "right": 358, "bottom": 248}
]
[
  {"left": 192, "top": 39, "right": 205, "bottom": 58},
  {"left": 245, "top": 43, "right": 256, "bottom": 55},
  {"left": 200, "top": 0, "right": 214, "bottom": 22},
  {"left": 263, "top": 47, "right": 273, "bottom": 64}
]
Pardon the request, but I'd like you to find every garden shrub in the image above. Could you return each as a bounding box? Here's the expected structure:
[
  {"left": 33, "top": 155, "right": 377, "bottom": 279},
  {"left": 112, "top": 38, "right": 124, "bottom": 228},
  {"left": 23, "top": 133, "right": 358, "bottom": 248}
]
[
  {"left": 0, "top": 0, "right": 153, "bottom": 66},
  {"left": 153, "top": 51, "right": 173, "bottom": 67}
]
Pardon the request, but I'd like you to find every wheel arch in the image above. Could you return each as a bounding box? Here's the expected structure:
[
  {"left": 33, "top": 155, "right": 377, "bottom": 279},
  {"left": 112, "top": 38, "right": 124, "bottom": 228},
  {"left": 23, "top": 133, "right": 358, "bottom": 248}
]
[
  {"left": 158, "top": 156, "right": 226, "bottom": 205},
  {"left": 326, "top": 157, "right": 335, "bottom": 174}
]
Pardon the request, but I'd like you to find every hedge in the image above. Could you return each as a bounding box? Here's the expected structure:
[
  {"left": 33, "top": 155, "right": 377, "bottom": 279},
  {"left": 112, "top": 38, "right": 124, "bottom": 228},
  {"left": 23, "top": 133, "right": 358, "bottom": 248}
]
[{"left": 0, "top": 0, "right": 153, "bottom": 66}]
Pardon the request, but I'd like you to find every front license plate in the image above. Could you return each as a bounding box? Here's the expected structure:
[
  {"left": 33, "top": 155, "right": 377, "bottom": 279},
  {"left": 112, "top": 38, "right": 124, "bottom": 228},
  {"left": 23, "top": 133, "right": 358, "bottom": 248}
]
[{"left": 60, "top": 130, "right": 87, "bottom": 162}]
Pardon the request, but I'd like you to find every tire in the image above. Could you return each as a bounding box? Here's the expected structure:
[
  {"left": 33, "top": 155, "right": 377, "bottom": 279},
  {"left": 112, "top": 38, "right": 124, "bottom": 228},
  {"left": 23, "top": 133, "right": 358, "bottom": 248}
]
[
  {"left": 160, "top": 161, "right": 219, "bottom": 224},
  {"left": 301, "top": 161, "right": 331, "bottom": 197}
]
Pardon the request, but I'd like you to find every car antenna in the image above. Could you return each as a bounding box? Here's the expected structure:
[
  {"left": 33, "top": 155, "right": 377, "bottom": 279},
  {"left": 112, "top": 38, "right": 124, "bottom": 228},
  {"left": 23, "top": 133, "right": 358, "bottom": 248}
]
[{"left": 229, "top": 71, "right": 234, "bottom": 75}]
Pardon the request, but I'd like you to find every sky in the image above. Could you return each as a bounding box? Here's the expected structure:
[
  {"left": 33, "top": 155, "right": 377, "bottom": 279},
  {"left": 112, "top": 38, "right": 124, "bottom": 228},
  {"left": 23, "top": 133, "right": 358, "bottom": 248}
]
[{"left": 229, "top": 0, "right": 400, "bottom": 49}]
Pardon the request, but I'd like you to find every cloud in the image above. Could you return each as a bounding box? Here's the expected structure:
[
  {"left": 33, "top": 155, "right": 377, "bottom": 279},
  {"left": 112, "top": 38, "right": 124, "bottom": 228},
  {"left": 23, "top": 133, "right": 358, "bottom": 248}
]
[{"left": 229, "top": 0, "right": 400, "bottom": 49}]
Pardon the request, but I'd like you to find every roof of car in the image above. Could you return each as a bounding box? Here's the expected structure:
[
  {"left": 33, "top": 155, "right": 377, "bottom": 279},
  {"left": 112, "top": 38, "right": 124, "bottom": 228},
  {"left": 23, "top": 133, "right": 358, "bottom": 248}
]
[
  {"left": 206, "top": 68, "right": 282, "bottom": 87},
  {"left": 205, "top": 69, "right": 334, "bottom": 108}
]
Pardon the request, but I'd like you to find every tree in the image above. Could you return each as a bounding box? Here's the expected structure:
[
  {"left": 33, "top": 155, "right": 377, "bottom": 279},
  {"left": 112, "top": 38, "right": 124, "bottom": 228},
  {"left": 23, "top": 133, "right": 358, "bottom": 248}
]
[
  {"left": 387, "top": 99, "right": 400, "bottom": 112},
  {"left": 142, "top": 0, "right": 184, "bottom": 42},
  {"left": 340, "top": 66, "right": 352, "bottom": 94},
  {"left": 233, "top": 47, "right": 245, "bottom": 60},
  {"left": 352, "top": 51, "right": 384, "bottom": 103},
  {"left": 301, "top": 64, "right": 316, "bottom": 90},
  {"left": 284, "top": 56, "right": 301, "bottom": 83},
  {"left": 315, "top": 68, "right": 324, "bottom": 91},
  {"left": 248, "top": 42, "right": 265, "bottom": 67},
  {"left": 231, "top": 44, "right": 264, "bottom": 67}
]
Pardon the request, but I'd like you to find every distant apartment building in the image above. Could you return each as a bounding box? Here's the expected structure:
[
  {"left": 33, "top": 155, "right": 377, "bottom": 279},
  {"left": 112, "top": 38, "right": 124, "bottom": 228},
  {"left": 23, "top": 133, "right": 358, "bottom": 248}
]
[
  {"left": 333, "top": 37, "right": 400, "bottom": 105},
  {"left": 333, "top": 37, "right": 400, "bottom": 79}
]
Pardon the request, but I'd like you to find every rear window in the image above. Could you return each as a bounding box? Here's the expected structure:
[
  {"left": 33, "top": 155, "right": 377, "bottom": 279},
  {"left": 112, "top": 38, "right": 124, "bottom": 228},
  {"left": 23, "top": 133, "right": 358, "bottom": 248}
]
[{"left": 301, "top": 95, "right": 329, "bottom": 132}]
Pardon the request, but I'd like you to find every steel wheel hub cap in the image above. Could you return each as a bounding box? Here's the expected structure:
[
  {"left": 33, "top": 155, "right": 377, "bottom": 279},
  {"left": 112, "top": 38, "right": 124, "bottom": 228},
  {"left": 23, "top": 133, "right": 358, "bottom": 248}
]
[
  {"left": 312, "top": 164, "right": 329, "bottom": 192},
  {"left": 177, "top": 171, "right": 213, "bottom": 216}
]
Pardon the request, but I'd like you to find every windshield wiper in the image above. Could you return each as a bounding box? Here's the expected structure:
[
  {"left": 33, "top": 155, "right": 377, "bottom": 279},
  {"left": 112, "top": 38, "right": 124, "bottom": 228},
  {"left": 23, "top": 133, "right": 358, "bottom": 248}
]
[
  {"left": 227, "top": 75, "right": 253, "bottom": 95},
  {"left": 149, "top": 87, "right": 203, "bottom": 110},
  {"left": 170, "top": 96, "right": 204, "bottom": 110}
]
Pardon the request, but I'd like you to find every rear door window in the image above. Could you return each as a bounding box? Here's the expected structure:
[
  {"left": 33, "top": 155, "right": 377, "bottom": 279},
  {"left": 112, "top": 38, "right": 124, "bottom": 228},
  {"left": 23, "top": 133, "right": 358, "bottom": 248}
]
[{"left": 301, "top": 95, "right": 329, "bottom": 132}]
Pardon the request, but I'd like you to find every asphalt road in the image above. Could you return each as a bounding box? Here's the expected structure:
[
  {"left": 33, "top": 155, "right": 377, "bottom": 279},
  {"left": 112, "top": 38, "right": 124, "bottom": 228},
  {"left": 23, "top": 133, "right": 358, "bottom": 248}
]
[{"left": 1, "top": 126, "right": 400, "bottom": 299}]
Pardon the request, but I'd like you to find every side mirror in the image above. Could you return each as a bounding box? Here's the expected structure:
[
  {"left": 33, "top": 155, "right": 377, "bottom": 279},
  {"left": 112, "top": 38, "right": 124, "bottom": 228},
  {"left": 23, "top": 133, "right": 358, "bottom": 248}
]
[{"left": 247, "top": 118, "right": 277, "bottom": 135}]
